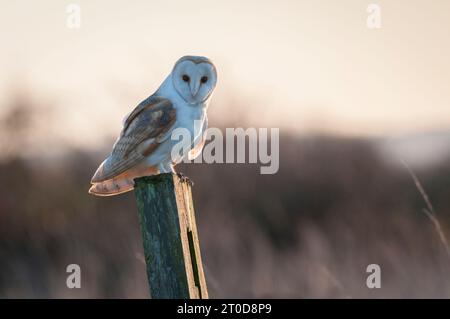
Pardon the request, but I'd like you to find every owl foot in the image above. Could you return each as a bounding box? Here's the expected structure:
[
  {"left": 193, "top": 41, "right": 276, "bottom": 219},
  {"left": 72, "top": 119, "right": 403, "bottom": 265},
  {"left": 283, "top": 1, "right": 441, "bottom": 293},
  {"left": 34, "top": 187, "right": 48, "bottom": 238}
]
[{"left": 177, "top": 172, "right": 194, "bottom": 187}]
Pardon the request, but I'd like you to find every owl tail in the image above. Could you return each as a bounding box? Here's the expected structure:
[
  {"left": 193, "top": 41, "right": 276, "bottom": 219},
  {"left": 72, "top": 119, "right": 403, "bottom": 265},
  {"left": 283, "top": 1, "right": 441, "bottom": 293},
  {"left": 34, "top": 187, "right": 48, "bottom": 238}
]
[
  {"left": 89, "top": 177, "right": 134, "bottom": 196},
  {"left": 88, "top": 165, "right": 159, "bottom": 197}
]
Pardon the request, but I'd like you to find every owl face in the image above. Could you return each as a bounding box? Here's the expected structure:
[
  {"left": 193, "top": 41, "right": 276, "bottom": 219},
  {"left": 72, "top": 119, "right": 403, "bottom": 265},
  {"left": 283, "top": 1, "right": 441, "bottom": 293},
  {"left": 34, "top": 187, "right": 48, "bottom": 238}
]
[{"left": 172, "top": 56, "right": 217, "bottom": 105}]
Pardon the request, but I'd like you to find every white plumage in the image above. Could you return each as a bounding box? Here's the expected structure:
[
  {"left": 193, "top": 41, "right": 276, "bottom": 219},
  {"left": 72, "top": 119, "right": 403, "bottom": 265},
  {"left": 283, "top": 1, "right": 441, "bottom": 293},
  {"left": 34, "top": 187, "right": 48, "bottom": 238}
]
[{"left": 89, "top": 55, "right": 217, "bottom": 196}]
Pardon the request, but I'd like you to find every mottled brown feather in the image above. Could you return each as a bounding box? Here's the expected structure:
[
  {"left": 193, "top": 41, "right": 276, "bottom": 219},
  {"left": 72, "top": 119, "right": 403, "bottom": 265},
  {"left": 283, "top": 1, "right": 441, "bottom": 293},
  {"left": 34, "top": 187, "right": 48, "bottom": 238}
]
[{"left": 91, "top": 96, "right": 176, "bottom": 183}]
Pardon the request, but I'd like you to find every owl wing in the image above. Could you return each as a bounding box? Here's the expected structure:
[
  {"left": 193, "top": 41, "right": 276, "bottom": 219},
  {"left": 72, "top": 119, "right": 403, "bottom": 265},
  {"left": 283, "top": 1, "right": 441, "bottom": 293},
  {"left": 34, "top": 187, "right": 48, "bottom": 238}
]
[{"left": 91, "top": 96, "right": 176, "bottom": 183}]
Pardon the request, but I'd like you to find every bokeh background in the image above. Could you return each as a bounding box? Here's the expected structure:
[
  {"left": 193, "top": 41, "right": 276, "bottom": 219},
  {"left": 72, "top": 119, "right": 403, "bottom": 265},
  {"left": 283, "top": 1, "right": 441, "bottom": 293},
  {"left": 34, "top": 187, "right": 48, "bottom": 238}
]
[{"left": 1, "top": 0, "right": 450, "bottom": 298}]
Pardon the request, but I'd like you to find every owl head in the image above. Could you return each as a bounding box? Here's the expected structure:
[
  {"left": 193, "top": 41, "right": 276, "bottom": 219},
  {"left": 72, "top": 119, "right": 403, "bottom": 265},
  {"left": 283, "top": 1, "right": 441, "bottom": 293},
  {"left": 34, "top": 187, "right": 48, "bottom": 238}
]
[{"left": 171, "top": 56, "right": 217, "bottom": 105}]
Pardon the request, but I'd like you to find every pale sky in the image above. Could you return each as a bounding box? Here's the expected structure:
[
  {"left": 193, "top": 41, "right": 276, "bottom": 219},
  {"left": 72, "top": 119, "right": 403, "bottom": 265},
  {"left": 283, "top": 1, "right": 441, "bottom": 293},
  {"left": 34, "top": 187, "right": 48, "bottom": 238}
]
[{"left": 0, "top": 0, "right": 449, "bottom": 152}]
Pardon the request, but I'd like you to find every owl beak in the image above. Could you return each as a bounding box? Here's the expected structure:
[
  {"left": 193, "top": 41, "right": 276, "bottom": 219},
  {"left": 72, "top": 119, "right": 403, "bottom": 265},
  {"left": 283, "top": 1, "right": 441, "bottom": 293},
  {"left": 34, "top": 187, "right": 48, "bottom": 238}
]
[{"left": 190, "top": 80, "right": 200, "bottom": 97}]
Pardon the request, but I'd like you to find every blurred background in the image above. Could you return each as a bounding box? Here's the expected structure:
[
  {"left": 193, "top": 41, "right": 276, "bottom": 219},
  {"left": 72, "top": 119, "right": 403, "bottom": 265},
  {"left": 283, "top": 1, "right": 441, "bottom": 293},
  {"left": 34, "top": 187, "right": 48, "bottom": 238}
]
[{"left": 1, "top": 0, "right": 450, "bottom": 298}]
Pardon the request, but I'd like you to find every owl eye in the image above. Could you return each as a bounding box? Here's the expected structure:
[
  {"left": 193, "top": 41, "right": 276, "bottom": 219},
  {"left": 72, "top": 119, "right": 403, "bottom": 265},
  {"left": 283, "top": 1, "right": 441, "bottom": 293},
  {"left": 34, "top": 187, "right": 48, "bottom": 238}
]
[
  {"left": 200, "top": 76, "right": 208, "bottom": 84},
  {"left": 182, "top": 75, "right": 190, "bottom": 82}
]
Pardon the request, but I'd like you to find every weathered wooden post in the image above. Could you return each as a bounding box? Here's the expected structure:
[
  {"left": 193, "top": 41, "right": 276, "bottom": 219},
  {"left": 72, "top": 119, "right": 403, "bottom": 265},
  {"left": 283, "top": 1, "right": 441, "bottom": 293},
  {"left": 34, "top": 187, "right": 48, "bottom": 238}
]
[{"left": 134, "top": 173, "right": 208, "bottom": 299}]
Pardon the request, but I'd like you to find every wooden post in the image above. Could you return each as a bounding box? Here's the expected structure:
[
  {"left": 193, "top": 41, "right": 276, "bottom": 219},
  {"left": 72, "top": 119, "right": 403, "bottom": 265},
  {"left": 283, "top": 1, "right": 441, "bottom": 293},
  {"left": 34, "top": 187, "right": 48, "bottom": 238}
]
[{"left": 134, "top": 173, "right": 208, "bottom": 299}]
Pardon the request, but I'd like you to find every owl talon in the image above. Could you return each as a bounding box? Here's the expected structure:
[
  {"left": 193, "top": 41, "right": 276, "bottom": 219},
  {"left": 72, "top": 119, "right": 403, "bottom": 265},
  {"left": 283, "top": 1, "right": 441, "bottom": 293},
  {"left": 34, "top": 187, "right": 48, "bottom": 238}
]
[{"left": 177, "top": 172, "right": 194, "bottom": 186}]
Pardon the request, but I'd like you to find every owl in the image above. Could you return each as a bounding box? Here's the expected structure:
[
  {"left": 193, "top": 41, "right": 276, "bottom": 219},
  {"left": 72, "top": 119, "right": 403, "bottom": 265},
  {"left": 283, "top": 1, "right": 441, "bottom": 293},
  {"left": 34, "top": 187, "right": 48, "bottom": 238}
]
[{"left": 89, "top": 55, "right": 217, "bottom": 196}]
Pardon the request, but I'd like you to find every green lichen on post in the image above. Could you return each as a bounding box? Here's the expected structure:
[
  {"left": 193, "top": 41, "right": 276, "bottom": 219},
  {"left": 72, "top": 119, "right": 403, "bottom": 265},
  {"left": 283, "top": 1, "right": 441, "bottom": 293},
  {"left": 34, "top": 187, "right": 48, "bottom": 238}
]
[{"left": 134, "top": 173, "right": 190, "bottom": 299}]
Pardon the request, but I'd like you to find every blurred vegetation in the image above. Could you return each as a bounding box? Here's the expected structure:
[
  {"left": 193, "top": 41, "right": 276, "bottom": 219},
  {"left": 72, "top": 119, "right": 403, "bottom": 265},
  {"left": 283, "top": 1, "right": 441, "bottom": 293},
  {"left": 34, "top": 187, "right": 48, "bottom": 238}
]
[{"left": 1, "top": 103, "right": 450, "bottom": 298}]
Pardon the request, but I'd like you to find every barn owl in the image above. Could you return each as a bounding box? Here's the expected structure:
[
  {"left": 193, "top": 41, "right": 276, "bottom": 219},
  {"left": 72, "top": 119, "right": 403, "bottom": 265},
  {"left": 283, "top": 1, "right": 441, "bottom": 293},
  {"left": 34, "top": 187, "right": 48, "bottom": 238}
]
[{"left": 89, "top": 55, "right": 217, "bottom": 196}]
